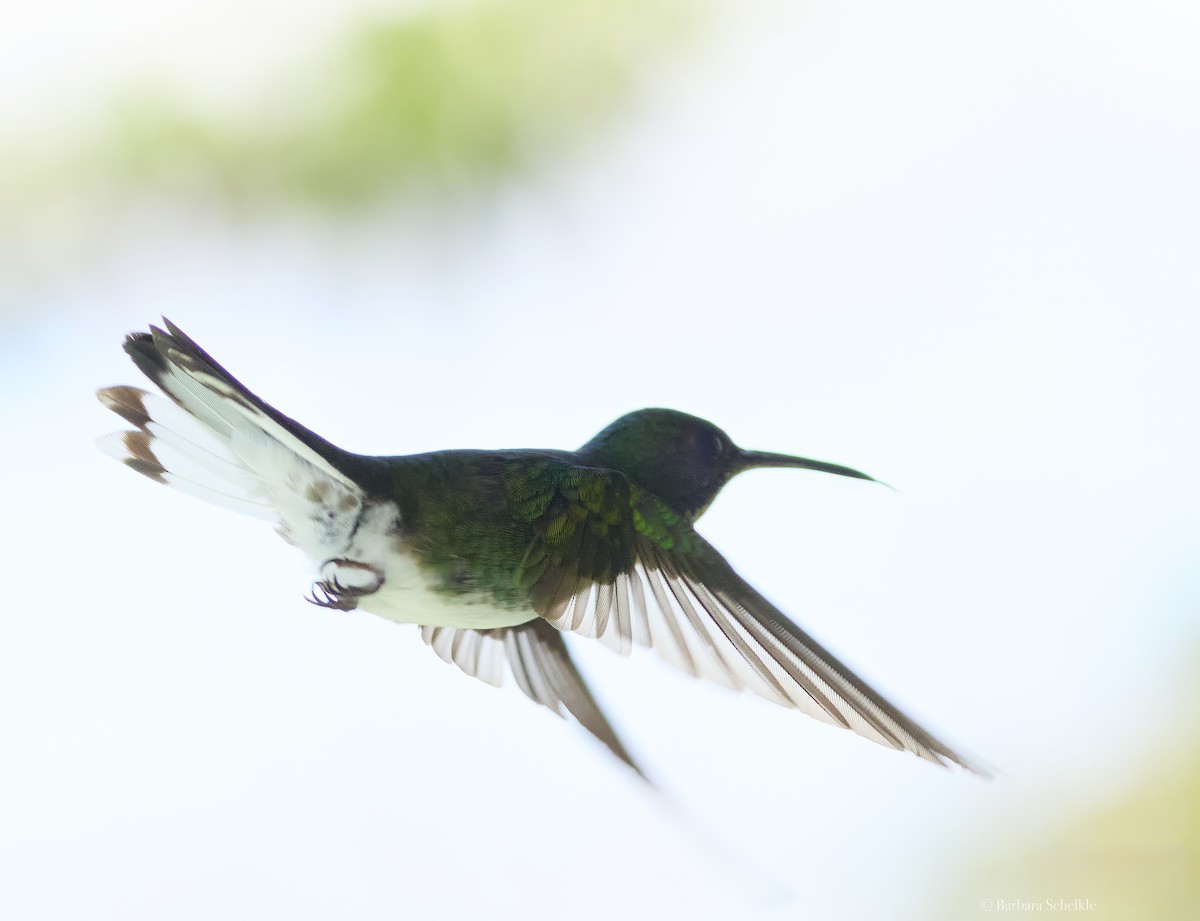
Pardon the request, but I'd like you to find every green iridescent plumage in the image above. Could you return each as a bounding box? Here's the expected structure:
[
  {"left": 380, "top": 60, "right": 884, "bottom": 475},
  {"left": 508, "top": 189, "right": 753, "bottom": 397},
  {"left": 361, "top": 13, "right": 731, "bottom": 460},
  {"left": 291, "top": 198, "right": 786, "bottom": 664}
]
[
  {"left": 365, "top": 446, "right": 709, "bottom": 616},
  {"left": 100, "top": 320, "right": 985, "bottom": 778}
]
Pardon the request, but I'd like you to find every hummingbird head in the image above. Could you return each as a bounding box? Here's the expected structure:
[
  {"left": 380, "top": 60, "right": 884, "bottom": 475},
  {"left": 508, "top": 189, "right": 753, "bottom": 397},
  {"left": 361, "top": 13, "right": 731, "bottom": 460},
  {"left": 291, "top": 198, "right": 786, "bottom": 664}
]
[{"left": 579, "top": 408, "right": 878, "bottom": 520}]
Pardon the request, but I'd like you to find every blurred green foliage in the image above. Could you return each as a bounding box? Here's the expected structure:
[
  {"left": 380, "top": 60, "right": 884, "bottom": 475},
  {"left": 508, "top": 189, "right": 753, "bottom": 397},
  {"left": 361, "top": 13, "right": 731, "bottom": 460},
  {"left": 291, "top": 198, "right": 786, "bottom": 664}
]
[
  {"left": 95, "top": 0, "right": 699, "bottom": 208},
  {"left": 941, "top": 743, "right": 1200, "bottom": 920}
]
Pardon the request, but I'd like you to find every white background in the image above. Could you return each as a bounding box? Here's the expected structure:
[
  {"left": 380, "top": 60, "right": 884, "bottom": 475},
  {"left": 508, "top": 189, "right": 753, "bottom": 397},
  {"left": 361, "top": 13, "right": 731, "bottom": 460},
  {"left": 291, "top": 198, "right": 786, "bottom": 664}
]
[{"left": 2, "top": 1, "right": 1198, "bottom": 918}]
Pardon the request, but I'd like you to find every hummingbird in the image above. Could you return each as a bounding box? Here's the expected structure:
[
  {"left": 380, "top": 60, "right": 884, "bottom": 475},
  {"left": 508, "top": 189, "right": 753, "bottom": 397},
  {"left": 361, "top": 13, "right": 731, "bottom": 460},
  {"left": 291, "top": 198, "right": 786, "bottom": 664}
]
[{"left": 97, "top": 320, "right": 983, "bottom": 779}]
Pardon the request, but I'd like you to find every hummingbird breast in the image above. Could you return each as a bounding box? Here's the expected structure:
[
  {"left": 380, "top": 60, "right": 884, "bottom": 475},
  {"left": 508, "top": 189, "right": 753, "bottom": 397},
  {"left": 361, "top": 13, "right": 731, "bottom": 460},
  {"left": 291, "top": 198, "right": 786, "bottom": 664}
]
[{"left": 318, "top": 497, "right": 537, "bottom": 630}]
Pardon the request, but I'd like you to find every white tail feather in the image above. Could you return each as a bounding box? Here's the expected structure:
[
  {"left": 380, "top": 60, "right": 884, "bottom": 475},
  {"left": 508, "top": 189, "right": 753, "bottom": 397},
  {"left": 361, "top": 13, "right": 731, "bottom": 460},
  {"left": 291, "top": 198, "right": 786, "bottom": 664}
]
[
  {"left": 155, "top": 471, "right": 279, "bottom": 520},
  {"left": 98, "top": 343, "right": 369, "bottom": 564},
  {"left": 95, "top": 425, "right": 277, "bottom": 521},
  {"left": 144, "top": 420, "right": 262, "bottom": 494},
  {"left": 155, "top": 357, "right": 358, "bottom": 492}
]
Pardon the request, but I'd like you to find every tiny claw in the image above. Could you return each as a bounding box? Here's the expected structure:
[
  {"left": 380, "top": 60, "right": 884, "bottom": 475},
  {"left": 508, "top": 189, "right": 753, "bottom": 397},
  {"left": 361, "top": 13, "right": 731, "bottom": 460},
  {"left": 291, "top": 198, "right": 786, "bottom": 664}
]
[
  {"left": 308, "top": 561, "right": 384, "bottom": 612},
  {"left": 306, "top": 579, "right": 359, "bottom": 611}
]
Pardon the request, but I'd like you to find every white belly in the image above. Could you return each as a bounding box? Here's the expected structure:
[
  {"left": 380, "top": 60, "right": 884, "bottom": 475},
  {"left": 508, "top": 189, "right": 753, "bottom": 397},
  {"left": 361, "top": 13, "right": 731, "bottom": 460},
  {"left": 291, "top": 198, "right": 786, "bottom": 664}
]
[
  {"left": 322, "top": 499, "right": 537, "bottom": 630},
  {"left": 360, "top": 592, "right": 536, "bottom": 629}
]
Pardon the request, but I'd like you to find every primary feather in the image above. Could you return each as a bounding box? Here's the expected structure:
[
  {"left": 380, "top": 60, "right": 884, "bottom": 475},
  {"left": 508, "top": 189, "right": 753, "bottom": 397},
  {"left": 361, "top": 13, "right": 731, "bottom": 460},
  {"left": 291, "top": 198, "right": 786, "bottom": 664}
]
[{"left": 98, "top": 319, "right": 986, "bottom": 779}]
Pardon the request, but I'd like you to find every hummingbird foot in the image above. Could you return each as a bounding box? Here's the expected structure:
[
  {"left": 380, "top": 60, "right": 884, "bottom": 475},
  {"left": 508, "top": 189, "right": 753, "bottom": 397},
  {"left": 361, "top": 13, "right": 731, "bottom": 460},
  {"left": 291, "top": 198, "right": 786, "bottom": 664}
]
[
  {"left": 305, "top": 559, "right": 384, "bottom": 611},
  {"left": 305, "top": 579, "right": 361, "bottom": 611}
]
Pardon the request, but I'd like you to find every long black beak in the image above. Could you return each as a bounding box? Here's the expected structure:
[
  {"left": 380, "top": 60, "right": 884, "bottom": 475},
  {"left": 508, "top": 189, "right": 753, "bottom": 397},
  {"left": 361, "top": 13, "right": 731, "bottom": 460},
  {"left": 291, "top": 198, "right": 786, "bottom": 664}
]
[{"left": 736, "top": 449, "right": 883, "bottom": 485}]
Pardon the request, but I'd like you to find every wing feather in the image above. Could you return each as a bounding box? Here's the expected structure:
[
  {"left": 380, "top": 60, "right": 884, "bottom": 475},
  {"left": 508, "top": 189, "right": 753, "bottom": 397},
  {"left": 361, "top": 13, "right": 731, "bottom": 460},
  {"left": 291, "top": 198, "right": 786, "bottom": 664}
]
[
  {"left": 420, "top": 622, "right": 645, "bottom": 779},
  {"left": 512, "top": 462, "right": 985, "bottom": 774}
]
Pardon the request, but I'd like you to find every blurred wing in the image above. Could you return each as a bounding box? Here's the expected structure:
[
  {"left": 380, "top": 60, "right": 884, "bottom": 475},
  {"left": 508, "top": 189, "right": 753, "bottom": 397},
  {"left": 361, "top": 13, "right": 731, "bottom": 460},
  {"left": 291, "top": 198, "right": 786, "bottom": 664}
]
[
  {"left": 420, "top": 620, "right": 645, "bottom": 779},
  {"left": 512, "top": 464, "right": 985, "bottom": 774}
]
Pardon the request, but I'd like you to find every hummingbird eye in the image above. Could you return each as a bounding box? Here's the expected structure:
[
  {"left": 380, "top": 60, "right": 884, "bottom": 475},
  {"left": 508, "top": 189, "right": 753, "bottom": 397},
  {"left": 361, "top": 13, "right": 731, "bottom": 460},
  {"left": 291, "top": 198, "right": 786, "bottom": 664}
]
[{"left": 688, "top": 428, "right": 727, "bottom": 472}]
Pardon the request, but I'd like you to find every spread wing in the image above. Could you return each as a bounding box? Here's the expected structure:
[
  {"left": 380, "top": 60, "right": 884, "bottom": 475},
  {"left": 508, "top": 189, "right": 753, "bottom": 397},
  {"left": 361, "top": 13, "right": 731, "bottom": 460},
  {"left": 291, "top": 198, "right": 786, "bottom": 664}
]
[
  {"left": 507, "top": 460, "right": 985, "bottom": 774},
  {"left": 419, "top": 620, "right": 645, "bottom": 779}
]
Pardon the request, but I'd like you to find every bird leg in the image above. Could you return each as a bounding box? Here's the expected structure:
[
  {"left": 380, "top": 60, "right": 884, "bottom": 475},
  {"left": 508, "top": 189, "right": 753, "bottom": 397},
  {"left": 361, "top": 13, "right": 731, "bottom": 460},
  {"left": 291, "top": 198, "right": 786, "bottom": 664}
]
[{"left": 306, "top": 559, "right": 383, "bottom": 611}]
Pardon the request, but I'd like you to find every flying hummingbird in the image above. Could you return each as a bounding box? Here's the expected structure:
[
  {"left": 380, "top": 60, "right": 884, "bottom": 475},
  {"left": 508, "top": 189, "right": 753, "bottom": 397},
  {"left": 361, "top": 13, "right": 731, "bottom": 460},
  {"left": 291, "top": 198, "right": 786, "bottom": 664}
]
[{"left": 97, "top": 320, "right": 983, "bottom": 778}]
